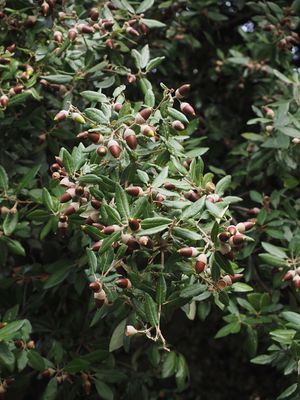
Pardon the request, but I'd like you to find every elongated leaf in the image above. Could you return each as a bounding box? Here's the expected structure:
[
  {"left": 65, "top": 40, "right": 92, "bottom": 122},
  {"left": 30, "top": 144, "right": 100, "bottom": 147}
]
[
  {"left": 144, "top": 293, "right": 158, "bottom": 326},
  {"left": 17, "top": 165, "right": 40, "bottom": 192},
  {"left": 136, "top": 0, "right": 154, "bottom": 13},
  {"left": 81, "top": 91, "right": 107, "bottom": 103},
  {"left": 156, "top": 275, "right": 167, "bottom": 305},
  {"left": 181, "top": 196, "right": 205, "bottom": 220},
  {"left": 115, "top": 184, "right": 130, "bottom": 220},
  {"left": 0, "top": 166, "right": 8, "bottom": 190},
  {"left": 109, "top": 319, "right": 126, "bottom": 352},
  {"left": 0, "top": 320, "right": 26, "bottom": 341}
]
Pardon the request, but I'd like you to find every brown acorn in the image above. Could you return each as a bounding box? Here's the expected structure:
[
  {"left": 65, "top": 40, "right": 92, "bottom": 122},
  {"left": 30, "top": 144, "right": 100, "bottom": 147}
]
[
  {"left": 89, "top": 281, "right": 102, "bottom": 292},
  {"left": 68, "top": 28, "right": 78, "bottom": 41},
  {"left": 116, "top": 278, "right": 132, "bottom": 289},
  {"left": 0, "top": 95, "right": 9, "bottom": 108},
  {"left": 230, "top": 273, "right": 243, "bottom": 283},
  {"left": 113, "top": 102, "right": 123, "bottom": 112},
  {"left": 135, "top": 108, "right": 152, "bottom": 124},
  {"left": 229, "top": 234, "right": 245, "bottom": 246},
  {"left": 247, "top": 207, "right": 260, "bottom": 216},
  {"left": 180, "top": 102, "right": 196, "bottom": 117},
  {"left": 77, "top": 131, "right": 89, "bottom": 140},
  {"left": 103, "top": 225, "right": 121, "bottom": 235},
  {"left": 126, "top": 186, "right": 143, "bottom": 197},
  {"left": 293, "top": 275, "right": 300, "bottom": 289},
  {"left": 139, "top": 236, "right": 153, "bottom": 248},
  {"left": 178, "top": 247, "right": 198, "bottom": 257},
  {"left": 91, "top": 199, "right": 101, "bottom": 209},
  {"left": 175, "top": 84, "right": 191, "bottom": 99},
  {"left": 218, "top": 232, "right": 230, "bottom": 242},
  {"left": 63, "top": 202, "right": 79, "bottom": 216},
  {"left": 60, "top": 192, "right": 72, "bottom": 203},
  {"left": 41, "top": 1, "right": 50, "bottom": 16},
  {"left": 89, "top": 8, "right": 99, "bottom": 21},
  {"left": 129, "top": 218, "right": 141, "bottom": 231},
  {"left": 164, "top": 182, "right": 176, "bottom": 190},
  {"left": 139, "top": 22, "right": 148, "bottom": 34},
  {"left": 283, "top": 270, "right": 295, "bottom": 281},
  {"left": 184, "top": 190, "right": 200, "bottom": 202},
  {"left": 126, "top": 26, "right": 139, "bottom": 36},
  {"left": 54, "top": 31, "right": 63, "bottom": 43},
  {"left": 194, "top": 254, "right": 207, "bottom": 273},
  {"left": 54, "top": 110, "right": 68, "bottom": 122},
  {"left": 78, "top": 24, "right": 95, "bottom": 34},
  {"left": 108, "top": 139, "right": 121, "bottom": 159},
  {"left": 124, "top": 128, "right": 137, "bottom": 150},
  {"left": 89, "top": 132, "right": 103, "bottom": 144},
  {"left": 227, "top": 225, "right": 237, "bottom": 235},
  {"left": 141, "top": 124, "right": 155, "bottom": 137}
]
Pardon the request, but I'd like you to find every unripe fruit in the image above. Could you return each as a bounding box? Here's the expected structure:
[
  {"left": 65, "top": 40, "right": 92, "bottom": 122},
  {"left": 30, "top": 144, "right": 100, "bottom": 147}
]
[
  {"left": 266, "top": 125, "right": 274, "bottom": 133},
  {"left": 141, "top": 124, "right": 155, "bottom": 137},
  {"left": 292, "top": 137, "right": 300, "bottom": 144},
  {"left": 71, "top": 112, "right": 85, "bottom": 124},
  {"left": 63, "top": 202, "right": 79, "bottom": 216},
  {"left": 129, "top": 218, "right": 141, "bottom": 231},
  {"left": 26, "top": 340, "right": 35, "bottom": 349},
  {"left": 0, "top": 95, "right": 9, "bottom": 108},
  {"left": 135, "top": 108, "right": 152, "bottom": 124},
  {"left": 116, "top": 278, "right": 132, "bottom": 289},
  {"left": 54, "top": 31, "right": 63, "bottom": 43},
  {"left": 263, "top": 106, "right": 275, "bottom": 119},
  {"left": 126, "top": 186, "right": 143, "bottom": 197},
  {"left": 178, "top": 247, "right": 198, "bottom": 257},
  {"left": 97, "top": 145, "right": 108, "bottom": 157},
  {"left": 78, "top": 24, "right": 95, "bottom": 34},
  {"left": 124, "top": 128, "right": 137, "bottom": 150},
  {"left": 113, "top": 102, "right": 123, "bottom": 112},
  {"left": 283, "top": 270, "right": 295, "bottom": 281},
  {"left": 91, "top": 199, "right": 101, "bottom": 209},
  {"left": 218, "top": 232, "right": 231, "bottom": 242},
  {"left": 125, "top": 325, "right": 138, "bottom": 336},
  {"left": 0, "top": 206, "right": 10, "bottom": 216},
  {"left": 103, "top": 225, "right": 121, "bottom": 235},
  {"left": 139, "top": 236, "right": 153, "bottom": 248},
  {"left": 108, "top": 139, "right": 121, "bottom": 159},
  {"left": 89, "top": 281, "right": 102, "bottom": 292},
  {"left": 172, "top": 120, "right": 185, "bottom": 131},
  {"left": 41, "top": 2, "right": 50, "bottom": 16},
  {"left": 54, "top": 110, "right": 68, "bottom": 122},
  {"left": 91, "top": 240, "right": 103, "bottom": 252},
  {"left": 180, "top": 102, "right": 196, "bottom": 117},
  {"left": 175, "top": 84, "right": 191, "bottom": 99},
  {"left": 89, "top": 8, "right": 99, "bottom": 21},
  {"left": 195, "top": 254, "right": 207, "bottom": 273},
  {"left": 68, "top": 28, "right": 78, "bottom": 41},
  {"left": 229, "top": 234, "right": 245, "bottom": 246}
]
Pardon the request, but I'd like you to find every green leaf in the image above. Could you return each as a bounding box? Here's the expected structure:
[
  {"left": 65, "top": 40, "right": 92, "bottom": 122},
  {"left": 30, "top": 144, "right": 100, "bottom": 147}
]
[
  {"left": 27, "top": 350, "right": 45, "bottom": 371},
  {"left": 282, "top": 311, "right": 300, "bottom": 326},
  {"left": 115, "top": 184, "right": 130, "bottom": 220},
  {"left": 167, "top": 107, "right": 189, "bottom": 124},
  {"left": 42, "top": 378, "right": 58, "bottom": 400},
  {"left": 162, "top": 351, "right": 177, "bottom": 378},
  {"left": 87, "top": 248, "right": 97, "bottom": 273},
  {"left": 146, "top": 57, "right": 165, "bottom": 73},
  {"left": 214, "top": 252, "right": 234, "bottom": 275},
  {"left": 109, "top": 319, "right": 127, "bottom": 352},
  {"left": 136, "top": 0, "right": 154, "bottom": 13},
  {"left": 40, "top": 74, "right": 73, "bottom": 84},
  {"left": 173, "top": 227, "right": 203, "bottom": 241},
  {"left": 180, "top": 284, "right": 207, "bottom": 298},
  {"left": 17, "top": 165, "right": 40, "bottom": 192},
  {"left": 141, "top": 44, "right": 150, "bottom": 68},
  {"left": 156, "top": 275, "right": 167, "bottom": 305},
  {"left": 277, "top": 384, "right": 298, "bottom": 400},
  {"left": 138, "top": 225, "right": 169, "bottom": 236},
  {"left": 99, "top": 231, "right": 121, "bottom": 255},
  {"left": 2, "top": 237, "right": 26, "bottom": 256},
  {"left": 144, "top": 293, "right": 158, "bottom": 326},
  {"left": 231, "top": 283, "right": 253, "bottom": 292},
  {"left": 153, "top": 167, "right": 168, "bottom": 188},
  {"left": 141, "top": 217, "right": 172, "bottom": 229},
  {"left": 261, "top": 242, "right": 287, "bottom": 259},
  {"left": 270, "top": 329, "right": 296, "bottom": 344},
  {"left": 259, "top": 253, "right": 288, "bottom": 267},
  {"left": 64, "top": 358, "right": 90, "bottom": 373},
  {"left": 81, "top": 91, "right": 107, "bottom": 103},
  {"left": 3, "top": 211, "right": 18, "bottom": 236},
  {"left": 251, "top": 354, "right": 275, "bottom": 365},
  {"left": 44, "top": 264, "right": 73, "bottom": 289},
  {"left": 95, "top": 380, "right": 114, "bottom": 400},
  {"left": 215, "top": 321, "right": 241, "bottom": 338},
  {"left": 0, "top": 165, "right": 8, "bottom": 190},
  {"left": 141, "top": 18, "right": 166, "bottom": 28},
  {"left": 0, "top": 320, "right": 26, "bottom": 341},
  {"left": 42, "top": 188, "right": 54, "bottom": 212},
  {"left": 61, "top": 148, "right": 75, "bottom": 174},
  {"left": 215, "top": 175, "right": 231, "bottom": 196},
  {"left": 180, "top": 196, "right": 205, "bottom": 220},
  {"left": 85, "top": 108, "right": 108, "bottom": 124}
]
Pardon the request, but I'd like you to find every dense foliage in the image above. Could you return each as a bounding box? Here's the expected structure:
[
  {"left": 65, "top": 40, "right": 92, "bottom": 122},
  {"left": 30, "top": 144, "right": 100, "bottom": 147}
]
[{"left": 1, "top": 1, "right": 300, "bottom": 399}]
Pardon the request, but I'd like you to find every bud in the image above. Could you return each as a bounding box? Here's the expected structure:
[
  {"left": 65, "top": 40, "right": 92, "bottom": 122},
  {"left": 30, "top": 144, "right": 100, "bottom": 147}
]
[
  {"left": 78, "top": 24, "right": 95, "bottom": 34},
  {"left": 0, "top": 206, "right": 10, "bottom": 216},
  {"left": 91, "top": 199, "right": 101, "bottom": 209},
  {"left": 180, "top": 102, "right": 196, "bottom": 117},
  {"left": 227, "top": 225, "right": 237, "bottom": 235},
  {"left": 108, "top": 139, "right": 121, "bottom": 159},
  {"left": 126, "top": 26, "right": 140, "bottom": 36},
  {"left": 175, "top": 84, "right": 191, "bottom": 99},
  {"left": 178, "top": 247, "right": 198, "bottom": 257},
  {"left": 71, "top": 112, "right": 85, "bottom": 124},
  {"left": 91, "top": 240, "right": 103, "bottom": 252},
  {"left": 41, "top": 1, "right": 50, "bottom": 16},
  {"left": 63, "top": 202, "right": 79, "bottom": 216},
  {"left": 194, "top": 253, "right": 207, "bottom": 273},
  {"left": 135, "top": 108, "right": 152, "bottom": 124},
  {"left": 116, "top": 278, "right": 132, "bottom": 289},
  {"left": 266, "top": 125, "right": 273, "bottom": 133},
  {"left": 205, "top": 182, "right": 215, "bottom": 194},
  {"left": 54, "top": 110, "right": 68, "bottom": 122},
  {"left": 263, "top": 106, "right": 275, "bottom": 119},
  {"left": 54, "top": 31, "right": 63, "bottom": 43},
  {"left": 129, "top": 218, "right": 141, "bottom": 231},
  {"left": 283, "top": 270, "right": 295, "bottom": 281},
  {"left": 292, "top": 137, "right": 300, "bottom": 145},
  {"left": 125, "top": 325, "right": 138, "bottom": 336},
  {"left": 113, "top": 102, "right": 123, "bottom": 112},
  {"left": 218, "top": 232, "right": 230, "bottom": 242},
  {"left": 97, "top": 145, "right": 108, "bottom": 157},
  {"left": 68, "top": 28, "right": 78, "bottom": 41},
  {"left": 0, "top": 95, "right": 9, "bottom": 108},
  {"left": 89, "top": 281, "right": 102, "bottom": 292},
  {"left": 172, "top": 120, "right": 185, "bottom": 131},
  {"left": 89, "top": 8, "right": 99, "bottom": 21},
  {"left": 127, "top": 73, "right": 136, "bottom": 83},
  {"left": 124, "top": 128, "right": 137, "bottom": 150},
  {"left": 141, "top": 124, "right": 155, "bottom": 137},
  {"left": 126, "top": 186, "right": 143, "bottom": 197}
]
